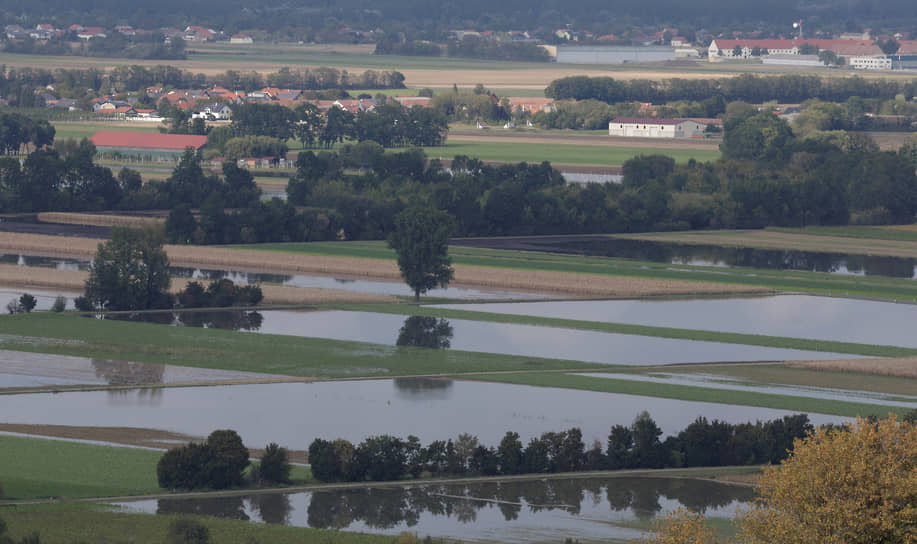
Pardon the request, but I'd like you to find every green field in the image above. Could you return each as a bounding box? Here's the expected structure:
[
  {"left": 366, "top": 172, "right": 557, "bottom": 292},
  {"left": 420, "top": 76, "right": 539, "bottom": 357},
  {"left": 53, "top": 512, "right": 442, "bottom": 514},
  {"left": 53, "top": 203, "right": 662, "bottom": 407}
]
[
  {"left": 767, "top": 225, "right": 917, "bottom": 242},
  {"left": 51, "top": 121, "right": 161, "bottom": 141},
  {"left": 0, "top": 313, "right": 609, "bottom": 378},
  {"left": 2, "top": 506, "right": 396, "bottom": 544},
  {"left": 0, "top": 435, "right": 161, "bottom": 500},
  {"left": 418, "top": 140, "right": 720, "bottom": 166}
]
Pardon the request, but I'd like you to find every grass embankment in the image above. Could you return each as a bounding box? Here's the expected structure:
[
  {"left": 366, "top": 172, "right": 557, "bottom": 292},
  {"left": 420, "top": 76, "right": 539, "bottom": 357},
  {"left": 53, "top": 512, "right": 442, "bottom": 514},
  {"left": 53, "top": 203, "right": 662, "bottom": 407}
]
[
  {"left": 336, "top": 302, "right": 917, "bottom": 358},
  {"left": 0, "top": 435, "right": 161, "bottom": 500},
  {"left": 767, "top": 225, "right": 917, "bottom": 242},
  {"left": 467, "top": 372, "right": 904, "bottom": 418},
  {"left": 2, "top": 506, "right": 393, "bottom": 544},
  {"left": 788, "top": 358, "right": 917, "bottom": 380},
  {"left": 243, "top": 239, "right": 917, "bottom": 300},
  {"left": 37, "top": 212, "right": 165, "bottom": 229},
  {"left": 0, "top": 313, "right": 609, "bottom": 378}
]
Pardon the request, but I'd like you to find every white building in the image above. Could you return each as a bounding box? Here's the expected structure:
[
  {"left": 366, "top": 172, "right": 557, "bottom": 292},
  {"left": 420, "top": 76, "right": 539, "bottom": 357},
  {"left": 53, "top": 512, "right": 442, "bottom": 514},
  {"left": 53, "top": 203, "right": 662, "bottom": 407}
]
[
  {"left": 849, "top": 56, "right": 892, "bottom": 70},
  {"left": 609, "top": 118, "right": 706, "bottom": 138}
]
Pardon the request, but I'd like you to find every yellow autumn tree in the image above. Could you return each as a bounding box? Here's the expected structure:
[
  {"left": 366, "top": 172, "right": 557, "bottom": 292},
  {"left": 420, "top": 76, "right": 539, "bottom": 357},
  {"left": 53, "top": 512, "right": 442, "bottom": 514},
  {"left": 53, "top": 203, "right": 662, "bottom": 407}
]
[
  {"left": 738, "top": 414, "right": 917, "bottom": 544},
  {"left": 642, "top": 507, "right": 716, "bottom": 544}
]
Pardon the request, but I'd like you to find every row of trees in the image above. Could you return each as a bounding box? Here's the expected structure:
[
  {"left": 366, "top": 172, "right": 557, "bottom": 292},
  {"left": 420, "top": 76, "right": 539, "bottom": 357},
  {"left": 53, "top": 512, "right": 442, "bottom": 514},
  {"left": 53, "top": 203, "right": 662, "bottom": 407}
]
[
  {"left": 0, "top": 113, "right": 55, "bottom": 155},
  {"left": 545, "top": 74, "right": 917, "bottom": 105},
  {"left": 307, "top": 412, "right": 813, "bottom": 483},
  {"left": 223, "top": 102, "right": 449, "bottom": 149},
  {"left": 157, "top": 429, "right": 291, "bottom": 490},
  {"left": 374, "top": 37, "right": 550, "bottom": 62}
]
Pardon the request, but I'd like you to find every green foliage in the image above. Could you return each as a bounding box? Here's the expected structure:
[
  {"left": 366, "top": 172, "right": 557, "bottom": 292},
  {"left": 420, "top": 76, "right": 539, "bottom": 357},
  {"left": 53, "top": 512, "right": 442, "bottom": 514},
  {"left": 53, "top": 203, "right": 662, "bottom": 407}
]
[
  {"left": 17, "top": 293, "right": 36, "bottom": 313},
  {"left": 157, "top": 430, "right": 249, "bottom": 491},
  {"left": 258, "top": 443, "right": 292, "bottom": 485},
  {"left": 83, "top": 227, "right": 172, "bottom": 311},
  {"left": 396, "top": 316, "right": 453, "bottom": 348},
  {"left": 388, "top": 206, "right": 455, "bottom": 301},
  {"left": 177, "top": 279, "right": 263, "bottom": 308},
  {"left": 223, "top": 136, "right": 288, "bottom": 161}
]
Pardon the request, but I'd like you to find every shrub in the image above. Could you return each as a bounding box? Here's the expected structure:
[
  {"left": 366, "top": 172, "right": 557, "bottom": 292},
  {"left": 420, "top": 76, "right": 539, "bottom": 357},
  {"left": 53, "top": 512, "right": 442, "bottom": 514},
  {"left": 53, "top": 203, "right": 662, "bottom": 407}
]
[
  {"left": 166, "top": 518, "right": 210, "bottom": 544},
  {"left": 258, "top": 442, "right": 291, "bottom": 485},
  {"left": 18, "top": 294, "right": 36, "bottom": 313},
  {"left": 51, "top": 296, "right": 66, "bottom": 312}
]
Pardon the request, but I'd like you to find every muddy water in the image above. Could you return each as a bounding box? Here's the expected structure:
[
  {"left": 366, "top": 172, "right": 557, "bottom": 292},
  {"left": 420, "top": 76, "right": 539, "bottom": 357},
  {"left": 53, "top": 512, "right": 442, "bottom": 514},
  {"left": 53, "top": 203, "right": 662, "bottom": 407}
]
[
  {"left": 433, "top": 294, "right": 917, "bottom": 348},
  {"left": 115, "top": 476, "right": 752, "bottom": 543},
  {"left": 0, "top": 379, "right": 848, "bottom": 448}
]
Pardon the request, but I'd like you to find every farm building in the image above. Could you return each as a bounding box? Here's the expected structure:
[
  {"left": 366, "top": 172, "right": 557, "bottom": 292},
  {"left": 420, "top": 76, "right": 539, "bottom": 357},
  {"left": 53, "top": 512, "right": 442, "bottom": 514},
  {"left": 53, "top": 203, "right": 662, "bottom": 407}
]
[
  {"left": 555, "top": 45, "right": 676, "bottom": 64},
  {"left": 609, "top": 118, "right": 707, "bottom": 138},
  {"left": 89, "top": 132, "right": 207, "bottom": 160}
]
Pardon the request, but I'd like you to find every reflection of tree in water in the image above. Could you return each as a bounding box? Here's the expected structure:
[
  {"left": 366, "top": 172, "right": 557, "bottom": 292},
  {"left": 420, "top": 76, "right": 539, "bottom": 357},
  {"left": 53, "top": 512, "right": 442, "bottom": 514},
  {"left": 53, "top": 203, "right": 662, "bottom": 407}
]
[
  {"left": 396, "top": 316, "right": 453, "bottom": 349},
  {"left": 249, "top": 493, "right": 292, "bottom": 524},
  {"left": 157, "top": 496, "right": 249, "bottom": 520},
  {"left": 606, "top": 478, "right": 755, "bottom": 519},
  {"left": 92, "top": 358, "right": 165, "bottom": 386},
  {"left": 176, "top": 310, "right": 263, "bottom": 331},
  {"left": 393, "top": 377, "right": 454, "bottom": 397}
]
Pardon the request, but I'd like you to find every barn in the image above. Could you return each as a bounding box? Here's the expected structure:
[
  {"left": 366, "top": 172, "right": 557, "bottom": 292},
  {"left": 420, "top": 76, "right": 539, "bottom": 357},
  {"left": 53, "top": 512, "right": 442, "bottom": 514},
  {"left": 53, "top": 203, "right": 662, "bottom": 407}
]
[{"left": 608, "top": 118, "right": 707, "bottom": 138}]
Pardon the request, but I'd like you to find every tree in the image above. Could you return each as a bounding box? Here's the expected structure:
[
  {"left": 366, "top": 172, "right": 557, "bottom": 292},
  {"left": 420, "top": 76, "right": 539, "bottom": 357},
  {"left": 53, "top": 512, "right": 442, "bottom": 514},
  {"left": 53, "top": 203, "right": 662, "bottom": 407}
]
[
  {"left": 388, "top": 206, "right": 455, "bottom": 302},
  {"left": 641, "top": 507, "right": 716, "bottom": 544},
  {"left": 83, "top": 227, "right": 172, "bottom": 311},
  {"left": 258, "top": 442, "right": 291, "bottom": 485},
  {"left": 17, "top": 293, "right": 36, "bottom": 313},
  {"left": 205, "top": 429, "right": 249, "bottom": 489},
  {"left": 738, "top": 415, "right": 917, "bottom": 544},
  {"left": 395, "top": 316, "right": 453, "bottom": 348}
]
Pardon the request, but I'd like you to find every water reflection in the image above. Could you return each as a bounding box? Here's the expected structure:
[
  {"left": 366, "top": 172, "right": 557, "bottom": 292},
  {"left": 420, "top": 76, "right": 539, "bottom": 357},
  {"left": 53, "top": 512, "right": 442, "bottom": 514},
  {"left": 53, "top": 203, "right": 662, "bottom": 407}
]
[
  {"left": 393, "top": 378, "right": 454, "bottom": 400},
  {"left": 125, "top": 477, "right": 753, "bottom": 542},
  {"left": 98, "top": 311, "right": 263, "bottom": 332},
  {"left": 452, "top": 236, "right": 917, "bottom": 278},
  {"left": 92, "top": 358, "right": 164, "bottom": 386},
  {"left": 396, "top": 316, "right": 453, "bottom": 349}
]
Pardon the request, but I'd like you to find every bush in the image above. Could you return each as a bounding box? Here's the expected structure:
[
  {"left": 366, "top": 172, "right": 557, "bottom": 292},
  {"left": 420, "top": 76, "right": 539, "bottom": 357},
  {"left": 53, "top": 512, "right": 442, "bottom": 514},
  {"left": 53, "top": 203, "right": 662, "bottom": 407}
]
[
  {"left": 51, "top": 296, "right": 66, "bottom": 312},
  {"left": 18, "top": 294, "right": 36, "bottom": 313},
  {"left": 258, "top": 442, "right": 291, "bottom": 485},
  {"left": 5, "top": 299, "right": 21, "bottom": 314},
  {"left": 166, "top": 518, "right": 210, "bottom": 544},
  {"left": 157, "top": 430, "right": 249, "bottom": 490},
  {"left": 176, "top": 279, "right": 263, "bottom": 308}
]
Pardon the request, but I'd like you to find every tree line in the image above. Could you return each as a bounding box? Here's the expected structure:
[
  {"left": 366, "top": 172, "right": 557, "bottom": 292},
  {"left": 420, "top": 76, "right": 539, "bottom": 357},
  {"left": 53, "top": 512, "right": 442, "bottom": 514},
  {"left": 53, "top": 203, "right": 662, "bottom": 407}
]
[
  {"left": 374, "top": 36, "right": 550, "bottom": 62},
  {"left": 157, "top": 429, "right": 290, "bottom": 490},
  {"left": 307, "top": 412, "right": 813, "bottom": 483},
  {"left": 545, "top": 74, "right": 917, "bottom": 106}
]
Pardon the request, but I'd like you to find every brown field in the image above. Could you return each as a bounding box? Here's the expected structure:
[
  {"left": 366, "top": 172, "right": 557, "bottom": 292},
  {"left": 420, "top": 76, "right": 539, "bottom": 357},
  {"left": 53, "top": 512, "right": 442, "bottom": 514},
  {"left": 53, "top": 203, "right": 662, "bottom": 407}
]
[
  {"left": 0, "top": 232, "right": 769, "bottom": 297},
  {"left": 787, "top": 357, "right": 917, "bottom": 378},
  {"left": 0, "top": 424, "right": 308, "bottom": 463},
  {"left": 619, "top": 229, "right": 917, "bottom": 258},
  {"left": 37, "top": 212, "right": 166, "bottom": 229},
  {"left": 0, "top": 263, "right": 393, "bottom": 305}
]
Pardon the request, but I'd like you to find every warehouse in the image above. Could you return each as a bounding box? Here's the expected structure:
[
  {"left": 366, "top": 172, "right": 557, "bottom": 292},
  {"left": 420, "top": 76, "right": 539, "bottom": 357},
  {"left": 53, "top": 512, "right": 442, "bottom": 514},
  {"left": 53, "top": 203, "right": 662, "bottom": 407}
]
[{"left": 89, "top": 132, "right": 208, "bottom": 161}]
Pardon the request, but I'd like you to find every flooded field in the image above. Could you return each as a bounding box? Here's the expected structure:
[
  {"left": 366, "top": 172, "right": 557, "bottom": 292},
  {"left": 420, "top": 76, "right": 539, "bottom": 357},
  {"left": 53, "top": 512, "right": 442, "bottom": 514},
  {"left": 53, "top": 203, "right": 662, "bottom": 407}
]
[
  {"left": 233, "top": 310, "right": 861, "bottom": 365},
  {"left": 0, "top": 287, "right": 79, "bottom": 311},
  {"left": 577, "top": 372, "right": 917, "bottom": 408},
  {"left": 451, "top": 236, "right": 917, "bottom": 278},
  {"left": 0, "top": 350, "right": 281, "bottom": 389},
  {"left": 115, "top": 476, "right": 752, "bottom": 543},
  {"left": 0, "top": 253, "right": 545, "bottom": 300},
  {"left": 433, "top": 294, "right": 917, "bottom": 348},
  {"left": 0, "top": 379, "right": 848, "bottom": 448}
]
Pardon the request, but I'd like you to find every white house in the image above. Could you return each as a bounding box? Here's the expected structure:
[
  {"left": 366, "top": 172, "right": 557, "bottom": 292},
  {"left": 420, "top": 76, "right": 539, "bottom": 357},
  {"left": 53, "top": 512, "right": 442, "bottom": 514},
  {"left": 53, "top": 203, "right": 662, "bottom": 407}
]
[
  {"left": 609, "top": 118, "right": 707, "bottom": 138},
  {"left": 193, "top": 103, "right": 232, "bottom": 121},
  {"left": 230, "top": 34, "right": 253, "bottom": 44},
  {"left": 849, "top": 56, "right": 892, "bottom": 70}
]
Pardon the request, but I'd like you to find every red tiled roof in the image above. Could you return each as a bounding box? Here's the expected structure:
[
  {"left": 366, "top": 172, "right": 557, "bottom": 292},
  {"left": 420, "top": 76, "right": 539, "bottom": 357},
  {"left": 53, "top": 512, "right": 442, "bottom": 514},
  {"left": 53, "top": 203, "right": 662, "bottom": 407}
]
[
  {"left": 90, "top": 132, "right": 207, "bottom": 150},
  {"left": 896, "top": 40, "right": 917, "bottom": 54}
]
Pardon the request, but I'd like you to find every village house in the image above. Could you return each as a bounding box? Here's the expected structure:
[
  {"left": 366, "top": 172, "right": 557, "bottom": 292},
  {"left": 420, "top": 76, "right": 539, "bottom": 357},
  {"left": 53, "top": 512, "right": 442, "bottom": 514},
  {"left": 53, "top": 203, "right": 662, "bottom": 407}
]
[
  {"left": 503, "top": 97, "right": 557, "bottom": 115},
  {"left": 708, "top": 38, "right": 885, "bottom": 66},
  {"left": 230, "top": 34, "right": 253, "bottom": 44}
]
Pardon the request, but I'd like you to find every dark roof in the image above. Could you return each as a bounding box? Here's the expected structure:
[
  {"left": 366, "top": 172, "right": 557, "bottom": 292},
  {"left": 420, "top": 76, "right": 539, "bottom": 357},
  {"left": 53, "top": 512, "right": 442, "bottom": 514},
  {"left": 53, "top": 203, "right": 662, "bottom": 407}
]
[{"left": 90, "top": 131, "right": 207, "bottom": 150}]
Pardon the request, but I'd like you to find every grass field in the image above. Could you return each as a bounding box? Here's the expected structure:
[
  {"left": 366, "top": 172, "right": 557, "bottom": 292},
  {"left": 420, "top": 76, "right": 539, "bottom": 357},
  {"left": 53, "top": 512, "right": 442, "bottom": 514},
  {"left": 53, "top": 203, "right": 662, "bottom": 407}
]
[
  {"left": 767, "top": 225, "right": 917, "bottom": 242},
  {"left": 51, "top": 121, "right": 161, "bottom": 140},
  {"left": 2, "top": 506, "right": 396, "bottom": 544},
  {"left": 418, "top": 140, "right": 720, "bottom": 166},
  {"left": 0, "top": 435, "right": 161, "bottom": 500},
  {"left": 0, "top": 313, "right": 611, "bottom": 378}
]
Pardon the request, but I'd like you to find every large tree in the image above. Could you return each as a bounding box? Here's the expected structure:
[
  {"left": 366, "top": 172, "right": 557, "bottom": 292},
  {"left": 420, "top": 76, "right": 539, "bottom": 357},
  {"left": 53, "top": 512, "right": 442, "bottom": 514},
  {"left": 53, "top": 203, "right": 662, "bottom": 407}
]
[
  {"left": 83, "top": 227, "right": 172, "bottom": 311},
  {"left": 388, "top": 206, "right": 455, "bottom": 302}
]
